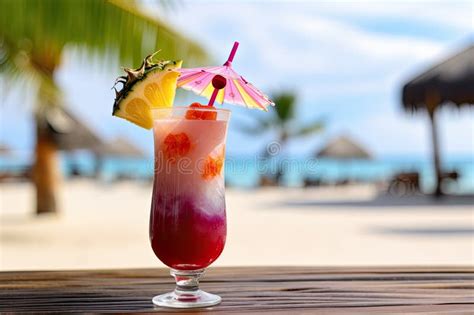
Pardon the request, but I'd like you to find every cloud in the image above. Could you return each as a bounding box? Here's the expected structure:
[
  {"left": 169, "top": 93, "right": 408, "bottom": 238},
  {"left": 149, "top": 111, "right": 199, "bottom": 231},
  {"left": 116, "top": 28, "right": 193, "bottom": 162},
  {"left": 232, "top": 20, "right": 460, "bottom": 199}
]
[
  {"left": 161, "top": 2, "right": 447, "bottom": 91},
  {"left": 149, "top": 1, "right": 473, "bottom": 156},
  {"left": 314, "top": 1, "right": 473, "bottom": 31}
]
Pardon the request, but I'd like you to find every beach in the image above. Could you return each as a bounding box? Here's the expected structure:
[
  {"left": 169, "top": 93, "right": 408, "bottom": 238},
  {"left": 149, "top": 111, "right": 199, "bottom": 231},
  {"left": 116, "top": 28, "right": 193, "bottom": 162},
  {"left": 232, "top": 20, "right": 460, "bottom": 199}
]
[{"left": 1, "top": 180, "right": 473, "bottom": 271}]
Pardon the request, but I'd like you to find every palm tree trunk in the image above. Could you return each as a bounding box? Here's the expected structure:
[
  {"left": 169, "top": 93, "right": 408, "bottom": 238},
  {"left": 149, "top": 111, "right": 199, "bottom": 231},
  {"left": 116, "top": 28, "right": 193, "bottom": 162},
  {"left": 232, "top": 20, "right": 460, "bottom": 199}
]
[
  {"left": 275, "top": 134, "right": 287, "bottom": 185},
  {"left": 30, "top": 49, "right": 62, "bottom": 215},
  {"left": 33, "top": 125, "right": 59, "bottom": 214}
]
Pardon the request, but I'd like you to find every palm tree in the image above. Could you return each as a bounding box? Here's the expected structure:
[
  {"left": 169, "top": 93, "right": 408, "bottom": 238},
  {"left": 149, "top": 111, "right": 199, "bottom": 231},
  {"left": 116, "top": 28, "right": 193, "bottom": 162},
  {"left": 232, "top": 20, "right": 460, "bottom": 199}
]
[
  {"left": 0, "top": 0, "right": 206, "bottom": 215},
  {"left": 241, "top": 91, "right": 324, "bottom": 184}
]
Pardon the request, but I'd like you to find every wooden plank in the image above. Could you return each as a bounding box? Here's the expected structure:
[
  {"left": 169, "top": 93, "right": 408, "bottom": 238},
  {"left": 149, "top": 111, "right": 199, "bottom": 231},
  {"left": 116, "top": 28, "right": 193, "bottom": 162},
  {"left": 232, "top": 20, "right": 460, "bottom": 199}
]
[{"left": 0, "top": 267, "right": 473, "bottom": 313}]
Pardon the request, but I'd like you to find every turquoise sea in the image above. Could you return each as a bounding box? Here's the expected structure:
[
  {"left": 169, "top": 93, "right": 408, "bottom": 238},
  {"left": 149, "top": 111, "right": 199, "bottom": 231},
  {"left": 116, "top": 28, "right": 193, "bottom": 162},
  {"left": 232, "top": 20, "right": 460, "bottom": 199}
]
[{"left": 1, "top": 154, "right": 473, "bottom": 194}]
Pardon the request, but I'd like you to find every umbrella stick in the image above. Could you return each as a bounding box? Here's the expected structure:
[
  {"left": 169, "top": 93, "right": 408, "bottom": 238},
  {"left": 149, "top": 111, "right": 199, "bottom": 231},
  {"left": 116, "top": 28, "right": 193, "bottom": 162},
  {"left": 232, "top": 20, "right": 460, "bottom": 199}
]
[
  {"left": 208, "top": 41, "right": 238, "bottom": 106},
  {"left": 224, "top": 41, "right": 239, "bottom": 65}
]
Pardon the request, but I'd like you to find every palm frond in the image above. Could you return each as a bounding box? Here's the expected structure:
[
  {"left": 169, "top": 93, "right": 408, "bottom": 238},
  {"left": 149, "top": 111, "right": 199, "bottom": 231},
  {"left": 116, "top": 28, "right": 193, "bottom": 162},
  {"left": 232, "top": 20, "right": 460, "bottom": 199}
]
[
  {"left": 271, "top": 91, "right": 297, "bottom": 123},
  {"left": 0, "top": 37, "right": 58, "bottom": 101},
  {"left": 236, "top": 115, "right": 277, "bottom": 135},
  {"left": 0, "top": 0, "right": 207, "bottom": 73},
  {"left": 290, "top": 119, "right": 324, "bottom": 137}
]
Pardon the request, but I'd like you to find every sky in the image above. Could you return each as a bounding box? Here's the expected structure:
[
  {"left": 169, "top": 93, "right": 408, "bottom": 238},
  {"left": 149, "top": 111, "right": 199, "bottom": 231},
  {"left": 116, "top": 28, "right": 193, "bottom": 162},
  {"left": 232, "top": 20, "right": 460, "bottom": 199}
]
[{"left": 1, "top": 0, "right": 473, "bottom": 160}]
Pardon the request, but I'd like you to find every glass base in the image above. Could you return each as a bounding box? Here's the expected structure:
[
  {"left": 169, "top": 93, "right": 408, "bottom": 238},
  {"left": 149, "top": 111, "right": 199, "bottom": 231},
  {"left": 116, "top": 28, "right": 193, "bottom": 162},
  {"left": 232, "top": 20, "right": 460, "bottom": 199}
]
[
  {"left": 152, "top": 268, "right": 221, "bottom": 309},
  {"left": 152, "top": 290, "right": 221, "bottom": 308}
]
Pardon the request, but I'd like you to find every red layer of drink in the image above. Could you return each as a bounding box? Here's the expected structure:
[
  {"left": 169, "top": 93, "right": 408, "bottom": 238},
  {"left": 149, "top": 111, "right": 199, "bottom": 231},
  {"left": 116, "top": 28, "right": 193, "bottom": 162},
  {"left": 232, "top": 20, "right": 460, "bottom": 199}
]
[{"left": 150, "top": 193, "right": 226, "bottom": 270}]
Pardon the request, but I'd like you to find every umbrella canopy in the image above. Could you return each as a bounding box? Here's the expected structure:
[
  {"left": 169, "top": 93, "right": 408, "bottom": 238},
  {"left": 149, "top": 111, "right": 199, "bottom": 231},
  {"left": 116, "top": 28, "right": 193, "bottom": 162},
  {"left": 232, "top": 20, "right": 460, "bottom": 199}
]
[
  {"left": 96, "top": 137, "right": 145, "bottom": 158},
  {"left": 178, "top": 66, "right": 273, "bottom": 110},
  {"left": 402, "top": 44, "right": 474, "bottom": 111},
  {"left": 177, "top": 42, "right": 274, "bottom": 110},
  {"left": 315, "top": 135, "right": 372, "bottom": 160},
  {"left": 39, "top": 106, "right": 104, "bottom": 151}
]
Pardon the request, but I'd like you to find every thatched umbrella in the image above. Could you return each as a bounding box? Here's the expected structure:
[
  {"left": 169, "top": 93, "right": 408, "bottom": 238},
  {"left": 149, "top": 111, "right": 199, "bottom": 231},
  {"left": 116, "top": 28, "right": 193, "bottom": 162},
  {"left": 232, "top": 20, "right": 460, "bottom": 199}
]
[
  {"left": 315, "top": 135, "right": 372, "bottom": 160},
  {"left": 401, "top": 44, "right": 474, "bottom": 195},
  {"left": 41, "top": 106, "right": 104, "bottom": 151},
  {"left": 96, "top": 137, "right": 145, "bottom": 158},
  {"left": 314, "top": 135, "right": 372, "bottom": 183}
]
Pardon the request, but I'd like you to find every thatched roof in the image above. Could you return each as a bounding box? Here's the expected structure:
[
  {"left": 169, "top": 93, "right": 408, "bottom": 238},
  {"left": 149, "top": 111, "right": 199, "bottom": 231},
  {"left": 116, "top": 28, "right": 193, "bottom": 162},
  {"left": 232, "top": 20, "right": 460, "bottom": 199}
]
[
  {"left": 39, "top": 107, "right": 145, "bottom": 158},
  {"left": 315, "top": 135, "right": 372, "bottom": 160},
  {"left": 41, "top": 106, "right": 104, "bottom": 151},
  {"left": 402, "top": 44, "right": 474, "bottom": 111},
  {"left": 96, "top": 137, "right": 145, "bottom": 158}
]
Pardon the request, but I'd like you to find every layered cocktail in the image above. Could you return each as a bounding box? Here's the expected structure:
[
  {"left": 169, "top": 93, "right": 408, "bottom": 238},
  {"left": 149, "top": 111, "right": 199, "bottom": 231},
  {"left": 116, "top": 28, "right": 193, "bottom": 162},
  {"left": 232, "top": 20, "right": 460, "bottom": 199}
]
[
  {"left": 149, "top": 106, "right": 229, "bottom": 307},
  {"left": 112, "top": 42, "right": 273, "bottom": 309}
]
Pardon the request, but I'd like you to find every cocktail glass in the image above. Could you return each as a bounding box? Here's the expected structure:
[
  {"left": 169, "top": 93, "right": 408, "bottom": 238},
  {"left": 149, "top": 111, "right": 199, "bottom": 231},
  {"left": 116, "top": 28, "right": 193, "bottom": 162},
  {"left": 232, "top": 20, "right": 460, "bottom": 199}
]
[{"left": 149, "top": 106, "right": 230, "bottom": 308}]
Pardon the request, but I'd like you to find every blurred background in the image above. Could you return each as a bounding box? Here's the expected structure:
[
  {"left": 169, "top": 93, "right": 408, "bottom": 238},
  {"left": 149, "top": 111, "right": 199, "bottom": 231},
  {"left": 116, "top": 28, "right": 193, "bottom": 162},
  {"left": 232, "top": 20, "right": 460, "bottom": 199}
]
[{"left": 0, "top": 0, "right": 473, "bottom": 270}]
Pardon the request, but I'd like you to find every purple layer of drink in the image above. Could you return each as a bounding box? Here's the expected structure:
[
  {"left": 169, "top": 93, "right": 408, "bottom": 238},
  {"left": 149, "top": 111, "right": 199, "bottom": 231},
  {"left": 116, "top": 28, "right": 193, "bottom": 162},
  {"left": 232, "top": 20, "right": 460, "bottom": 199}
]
[{"left": 149, "top": 106, "right": 230, "bottom": 270}]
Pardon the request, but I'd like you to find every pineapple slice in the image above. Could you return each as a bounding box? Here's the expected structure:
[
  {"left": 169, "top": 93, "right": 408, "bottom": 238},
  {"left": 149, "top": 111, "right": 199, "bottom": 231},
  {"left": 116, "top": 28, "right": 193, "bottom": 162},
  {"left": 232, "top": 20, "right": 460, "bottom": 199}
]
[
  {"left": 113, "top": 55, "right": 182, "bottom": 129},
  {"left": 117, "top": 98, "right": 154, "bottom": 129}
]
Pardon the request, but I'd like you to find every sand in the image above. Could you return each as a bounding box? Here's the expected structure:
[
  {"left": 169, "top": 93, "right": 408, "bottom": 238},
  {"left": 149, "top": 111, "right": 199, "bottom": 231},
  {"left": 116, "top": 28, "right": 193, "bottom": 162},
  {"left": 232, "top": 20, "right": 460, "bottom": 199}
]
[{"left": 1, "top": 180, "right": 473, "bottom": 271}]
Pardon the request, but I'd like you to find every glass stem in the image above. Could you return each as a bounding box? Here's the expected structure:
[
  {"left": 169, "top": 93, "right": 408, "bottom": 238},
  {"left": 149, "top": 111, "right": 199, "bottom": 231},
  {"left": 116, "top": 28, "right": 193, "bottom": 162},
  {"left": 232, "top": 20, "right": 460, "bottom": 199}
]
[{"left": 171, "top": 269, "right": 204, "bottom": 300}]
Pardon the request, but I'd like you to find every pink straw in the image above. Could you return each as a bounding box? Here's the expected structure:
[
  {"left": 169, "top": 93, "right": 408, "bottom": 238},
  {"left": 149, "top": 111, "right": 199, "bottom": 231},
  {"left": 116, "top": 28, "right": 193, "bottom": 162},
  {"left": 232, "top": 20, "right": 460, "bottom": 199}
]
[
  {"left": 208, "top": 88, "right": 220, "bottom": 107},
  {"left": 224, "top": 41, "right": 239, "bottom": 66},
  {"left": 208, "top": 42, "right": 239, "bottom": 106}
]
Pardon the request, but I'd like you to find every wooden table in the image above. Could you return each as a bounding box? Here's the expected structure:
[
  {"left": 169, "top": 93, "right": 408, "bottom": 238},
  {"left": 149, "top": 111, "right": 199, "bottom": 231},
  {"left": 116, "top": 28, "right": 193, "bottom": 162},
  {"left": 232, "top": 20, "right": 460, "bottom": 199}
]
[{"left": 1, "top": 267, "right": 473, "bottom": 314}]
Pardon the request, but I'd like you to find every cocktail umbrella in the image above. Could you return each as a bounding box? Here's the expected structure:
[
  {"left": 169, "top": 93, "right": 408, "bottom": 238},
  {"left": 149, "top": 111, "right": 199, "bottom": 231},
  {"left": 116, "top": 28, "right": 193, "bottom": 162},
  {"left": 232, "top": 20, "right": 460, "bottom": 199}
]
[{"left": 177, "top": 42, "right": 274, "bottom": 110}]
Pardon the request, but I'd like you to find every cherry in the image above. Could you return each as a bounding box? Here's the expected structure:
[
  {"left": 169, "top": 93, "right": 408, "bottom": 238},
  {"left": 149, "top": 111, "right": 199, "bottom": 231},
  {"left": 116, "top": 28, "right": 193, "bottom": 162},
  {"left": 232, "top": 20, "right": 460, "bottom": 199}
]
[{"left": 212, "top": 75, "right": 227, "bottom": 90}]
